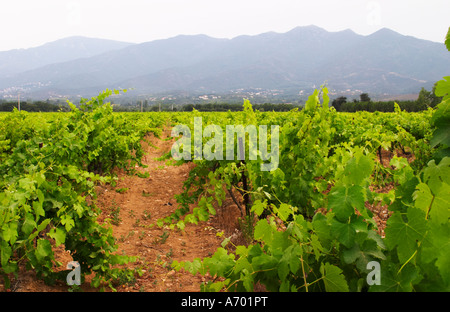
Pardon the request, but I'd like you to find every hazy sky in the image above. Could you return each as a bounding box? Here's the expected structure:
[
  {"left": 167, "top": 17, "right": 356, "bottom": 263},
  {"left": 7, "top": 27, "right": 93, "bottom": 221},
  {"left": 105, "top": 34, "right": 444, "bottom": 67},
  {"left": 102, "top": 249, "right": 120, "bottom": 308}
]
[{"left": 1, "top": 0, "right": 449, "bottom": 51}]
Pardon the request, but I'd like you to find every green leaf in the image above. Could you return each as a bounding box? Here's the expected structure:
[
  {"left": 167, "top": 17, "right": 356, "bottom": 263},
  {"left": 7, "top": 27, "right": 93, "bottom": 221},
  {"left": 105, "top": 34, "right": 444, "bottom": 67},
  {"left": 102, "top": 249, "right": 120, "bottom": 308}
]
[
  {"left": 48, "top": 227, "right": 66, "bottom": 246},
  {"left": 431, "top": 125, "right": 450, "bottom": 148},
  {"left": 320, "top": 263, "right": 349, "bottom": 292},
  {"left": 74, "top": 203, "right": 84, "bottom": 218},
  {"left": 277, "top": 257, "right": 290, "bottom": 281},
  {"left": 430, "top": 100, "right": 450, "bottom": 147},
  {"left": 21, "top": 213, "right": 37, "bottom": 236},
  {"left": 37, "top": 218, "right": 51, "bottom": 232},
  {"left": 35, "top": 238, "right": 53, "bottom": 262},
  {"left": 289, "top": 244, "right": 302, "bottom": 274},
  {"left": 278, "top": 244, "right": 302, "bottom": 281},
  {"left": 254, "top": 219, "right": 274, "bottom": 244},
  {"left": 251, "top": 200, "right": 266, "bottom": 217},
  {"left": 277, "top": 203, "right": 293, "bottom": 222},
  {"left": 429, "top": 182, "right": 450, "bottom": 223},
  {"left": 0, "top": 240, "right": 12, "bottom": 267},
  {"left": 420, "top": 157, "right": 450, "bottom": 224},
  {"left": 420, "top": 220, "right": 450, "bottom": 284},
  {"left": 60, "top": 215, "right": 75, "bottom": 232},
  {"left": 33, "top": 199, "right": 45, "bottom": 218},
  {"left": 240, "top": 269, "right": 254, "bottom": 291},
  {"left": 310, "top": 234, "right": 324, "bottom": 261},
  {"left": 370, "top": 262, "right": 420, "bottom": 292},
  {"left": 423, "top": 157, "right": 450, "bottom": 194},
  {"left": 342, "top": 152, "right": 374, "bottom": 185},
  {"left": 384, "top": 208, "right": 428, "bottom": 263},
  {"left": 328, "top": 185, "right": 365, "bottom": 222},
  {"left": 305, "top": 89, "right": 319, "bottom": 112},
  {"left": 234, "top": 255, "right": 252, "bottom": 274},
  {"left": 331, "top": 219, "right": 356, "bottom": 248},
  {"left": 413, "top": 183, "right": 433, "bottom": 214},
  {"left": 312, "top": 212, "right": 332, "bottom": 243},
  {"left": 434, "top": 82, "right": 450, "bottom": 100},
  {"left": 342, "top": 238, "right": 386, "bottom": 271},
  {"left": 203, "top": 248, "right": 235, "bottom": 276},
  {"left": 2, "top": 221, "right": 18, "bottom": 245}
]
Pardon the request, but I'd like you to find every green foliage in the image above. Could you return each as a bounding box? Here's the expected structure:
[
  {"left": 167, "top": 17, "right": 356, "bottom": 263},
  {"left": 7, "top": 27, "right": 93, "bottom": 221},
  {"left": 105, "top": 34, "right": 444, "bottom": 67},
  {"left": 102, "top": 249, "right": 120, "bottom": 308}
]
[
  {"left": 371, "top": 156, "right": 450, "bottom": 291},
  {"left": 430, "top": 76, "right": 450, "bottom": 160},
  {"left": 167, "top": 81, "right": 447, "bottom": 292},
  {"left": 173, "top": 149, "right": 387, "bottom": 292},
  {"left": 0, "top": 89, "right": 161, "bottom": 290}
]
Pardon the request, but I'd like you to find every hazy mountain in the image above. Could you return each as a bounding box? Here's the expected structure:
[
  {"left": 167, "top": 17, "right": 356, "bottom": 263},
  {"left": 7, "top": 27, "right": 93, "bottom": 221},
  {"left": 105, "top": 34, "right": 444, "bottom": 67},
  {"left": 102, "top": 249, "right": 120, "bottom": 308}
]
[
  {"left": 1, "top": 26, "right": 449, "bottom": 99},
  {"left": 0, "top": 36, "right": 133, "bottom": 77}
]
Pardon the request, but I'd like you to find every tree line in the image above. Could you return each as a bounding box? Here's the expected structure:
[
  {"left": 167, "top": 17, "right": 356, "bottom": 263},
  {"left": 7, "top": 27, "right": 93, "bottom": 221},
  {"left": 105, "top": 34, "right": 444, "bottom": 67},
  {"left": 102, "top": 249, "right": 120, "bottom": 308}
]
[
  {"left": 331, "top": 87, "right": 442, "bottom": 112},
  {"left": 181, "top": 102, "right": 297, "bottom": 112},
  {"left": 0, "top": 85, "right": 441, "bottom": 113},
  {"left": 0, "top": 100, "right": 70, "bottom": 112}
]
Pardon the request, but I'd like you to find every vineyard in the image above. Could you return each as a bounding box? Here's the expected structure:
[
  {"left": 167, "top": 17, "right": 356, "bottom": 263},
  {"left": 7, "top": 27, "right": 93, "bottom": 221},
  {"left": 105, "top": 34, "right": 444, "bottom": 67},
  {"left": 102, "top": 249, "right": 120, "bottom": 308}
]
[{"left": 1, "top": 40, "right": 449, "bottom": 293}]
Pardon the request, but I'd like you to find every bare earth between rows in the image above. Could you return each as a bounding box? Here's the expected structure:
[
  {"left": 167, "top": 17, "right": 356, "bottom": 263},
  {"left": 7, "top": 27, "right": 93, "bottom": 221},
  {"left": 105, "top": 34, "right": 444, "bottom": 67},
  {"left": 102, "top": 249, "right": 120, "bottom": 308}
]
[{"left": 8, "top": 128, "right": 240, "bottom": 292}]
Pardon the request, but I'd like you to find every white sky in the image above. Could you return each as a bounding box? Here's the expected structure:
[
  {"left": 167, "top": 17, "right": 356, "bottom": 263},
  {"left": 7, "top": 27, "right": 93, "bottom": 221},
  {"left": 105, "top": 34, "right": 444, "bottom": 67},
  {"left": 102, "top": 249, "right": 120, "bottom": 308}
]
[{"left": 0, "top": 0, "right": 449, "bottom": 51}]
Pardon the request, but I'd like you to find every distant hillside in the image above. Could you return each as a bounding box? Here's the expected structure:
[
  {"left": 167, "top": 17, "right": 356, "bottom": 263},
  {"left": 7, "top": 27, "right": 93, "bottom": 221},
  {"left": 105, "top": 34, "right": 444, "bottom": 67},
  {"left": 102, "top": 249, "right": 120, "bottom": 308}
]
[
  {"left": 1, "top": 26, "right": 449, "bottom": 99},
  {"left": 0, "top": 36, "right": 133, "bottom": 77}
]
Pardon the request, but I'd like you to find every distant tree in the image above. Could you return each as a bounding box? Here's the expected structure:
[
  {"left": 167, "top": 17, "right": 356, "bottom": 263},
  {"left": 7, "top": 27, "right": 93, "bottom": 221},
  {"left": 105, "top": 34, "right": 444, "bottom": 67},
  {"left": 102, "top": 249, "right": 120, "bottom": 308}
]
[
  {"left": 431, "top": 82, "right": 443, "bottom": 107},
  {"left": 416, "top": 87, "right": 436, "bottom": 109},
  {"left": 183, "top": 104, "right": 194, "bottom": 112},
  {"left": 331, "top": 96, "right": 347, "bottom": 111},
  {"left": 360, "top": 93, "right": 371, "bottom": 102}
]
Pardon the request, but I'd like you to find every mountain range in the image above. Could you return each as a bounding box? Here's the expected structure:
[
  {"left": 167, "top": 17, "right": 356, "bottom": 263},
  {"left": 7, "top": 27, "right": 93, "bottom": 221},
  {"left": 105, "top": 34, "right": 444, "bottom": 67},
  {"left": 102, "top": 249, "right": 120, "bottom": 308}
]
[{"left": 1, "top": 25, "right": 449, "bottom": 100}]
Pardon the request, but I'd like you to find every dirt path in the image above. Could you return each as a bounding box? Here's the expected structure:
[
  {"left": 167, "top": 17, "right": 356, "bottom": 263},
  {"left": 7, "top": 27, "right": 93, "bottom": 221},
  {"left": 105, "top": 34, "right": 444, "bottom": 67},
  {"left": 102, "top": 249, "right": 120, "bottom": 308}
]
[
  {"left": 5, "top": 128, "right": 242, "bottom": 292},
  {"left": 94, "top": 128, "right": 237, "bottom": 292}
]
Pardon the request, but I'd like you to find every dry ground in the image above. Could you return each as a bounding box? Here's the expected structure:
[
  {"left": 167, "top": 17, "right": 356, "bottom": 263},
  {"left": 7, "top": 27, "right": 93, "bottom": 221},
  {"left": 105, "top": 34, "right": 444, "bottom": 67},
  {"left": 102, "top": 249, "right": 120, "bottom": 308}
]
[{"left": 3, "top": 128, "right": 242, "bottom": 292}]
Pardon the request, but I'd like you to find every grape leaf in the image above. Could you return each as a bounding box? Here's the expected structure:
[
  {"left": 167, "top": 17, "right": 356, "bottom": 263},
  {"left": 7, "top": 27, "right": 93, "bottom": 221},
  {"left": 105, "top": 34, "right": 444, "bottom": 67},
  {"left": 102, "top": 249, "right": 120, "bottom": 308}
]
[
  {"left": 2, "top": 221, "right": 18, "bottom": 245},
  {"left": 277, "top": 203, "right": 293, "bottom": 222},
  {"left": 21, "top": 213, "right": 37, "bottom": 236},
  {"left": 312, "top": 212, "right": 332, "bottom": 244},
  {"left": 331, "top": 219, "right": 356, "bottom": 248},
  {"left": 342, "top": 239, "right": 386, "bottom": 271},
  {"left": 422, "top": 157, "right": 450, "bottom": 194},
  {"left": 328, "top": 185, "right": 365, "bottom": 222},
  {"left": 369, "top": 262, "right": 421, "bottom": 292},
  {"left": 421, "top": 221, "right": 450, "bottom": 285},
  {"left": 413, "top": 183, "right": 433, "bottom": 214},
  {"left": 48, "top": 227, "right": 66, "bottom": 247},
  {"left": 320, "top": 262, "right": 349, "bottom": 292},
  {"left": 342, "top": 152, "right": 374, "bottom": 185},
  {"left": 0, "top": 240, "right": 12, "bottom": 267},
  {"left": 384, "top": 208, "right": 428, "bottom": 263},
  {"left": 430, "top": 100, "right": 450, "bottom": 147},
  {"left": 305, "top": 89, "right": 319, "bottom": 112},
  {"left": 414, "top": 158, "right": 450, "bottom": 224},
  {"left": 35, "top": 238, "right": 53, "bottom": 262},
  {"left": 254, "top": 219, "right": 274, "bottom": 244},
  {"left": 429, "top": 182, "right": 450, "bottom": 223},
  {"left": 203, "top": 248, "right": 235, "bottom": 276},
  {"left": 251, "top": 200, "right": 266, "bottom": 217},
  {"left": 435, "top": 78, "right": 450, "bottom": 100}
]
